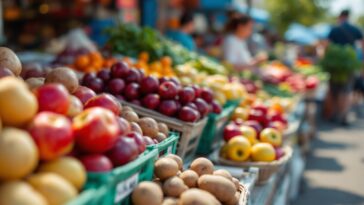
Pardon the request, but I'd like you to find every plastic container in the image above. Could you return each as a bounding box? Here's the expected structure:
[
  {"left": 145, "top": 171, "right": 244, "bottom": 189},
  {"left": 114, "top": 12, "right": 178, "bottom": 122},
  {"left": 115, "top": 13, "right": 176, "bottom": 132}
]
[
  {"left": 197, "top": 100, "right": 240, "bottom": 155},
  {"left": 147, "top": 132, "right": 179, "bottom": 157},
  {"left": 72, "top": 149, "right": 158, "bottom": 205}
]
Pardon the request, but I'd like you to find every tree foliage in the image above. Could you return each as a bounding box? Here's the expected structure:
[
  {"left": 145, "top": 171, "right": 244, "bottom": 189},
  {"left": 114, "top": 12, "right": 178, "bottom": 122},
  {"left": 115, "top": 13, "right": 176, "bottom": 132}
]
[{"left": 264, "top": 0, "right": 328, "bottom": 35}]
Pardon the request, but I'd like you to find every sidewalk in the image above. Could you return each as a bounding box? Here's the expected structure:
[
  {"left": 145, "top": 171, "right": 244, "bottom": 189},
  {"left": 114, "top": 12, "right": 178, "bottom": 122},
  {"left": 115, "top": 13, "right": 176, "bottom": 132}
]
[{"left": 293, "top": 119, "right": 364, "bottom": 205}]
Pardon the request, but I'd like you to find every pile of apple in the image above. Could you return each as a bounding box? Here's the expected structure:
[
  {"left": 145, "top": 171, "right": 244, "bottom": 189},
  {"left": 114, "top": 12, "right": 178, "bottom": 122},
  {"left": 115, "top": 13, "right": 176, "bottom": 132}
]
[
  {"left": 81, "top": 61, "right": 222, "bottom": 123},
  {"left": 0, "top": 48, "right": 172, "bottom": 205},
  {"left": 220, "top": 99, "right": 288, "bottom": 162}
]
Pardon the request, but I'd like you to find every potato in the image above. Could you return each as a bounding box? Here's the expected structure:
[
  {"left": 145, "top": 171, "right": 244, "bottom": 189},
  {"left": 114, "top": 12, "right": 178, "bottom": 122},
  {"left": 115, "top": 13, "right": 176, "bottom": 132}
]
[
  {"left": 132, "top": 182, "right": 163, "bottom": 205},
  {"left": 121, "top": 111, "right": 139, "bottom": 122},
  {"left": 122, "top": 106, "right": 134, "bottom": 112},
  {"left": 198, "top": 175, "right": 236, "bottom": 203},
  {"left": 180, "top": 189, "right": 221, "bottom": 205},
  {"left": 224, "top": 191, "right": 240, "bottom": 205},
  {"left": 154, "top": 158, "right": 179, "bottom": 181},
  {"left": 165, "top": 154, "right": 183, "bottom": 171},
  {"left": 153, "top": 178, "right": 163, "bottom": 188},
  {"left": 213, "top": 169, "right": 232, "bottom": 181},
  {"left": 130, "top": 122, "right": 143, "bottom": 135},
  {"left": 180, "top": 170, "right": 198, "bottom": 188},
  {"left": 0, "top": 47, "right": 22, "bottom": 76},
  {"left": 45, "top": 67, "right": 79, "bottom": 93},
  {"left": 162, "top": 197, "right": 179, "bottom": 205},
  {"left": 25, "top": 77, "right": 45, "bottom": 90},
  {"left": 138, "top": 117, "right": 159, "bottom": 138},
  {"left": 190, "top": 158, "right": 214, "bottom": 176},
  {"left": 158, "top": 123, "right": 169, "bottom": 136},
  {"left": 232, "top": 178, "right": 240, "bottom": 191},
  {"left": 163, "top": 176, "right": 188, "bottom": 197},
  {"left": 156, "top": 132, "right": 167, "bottom": 142}
]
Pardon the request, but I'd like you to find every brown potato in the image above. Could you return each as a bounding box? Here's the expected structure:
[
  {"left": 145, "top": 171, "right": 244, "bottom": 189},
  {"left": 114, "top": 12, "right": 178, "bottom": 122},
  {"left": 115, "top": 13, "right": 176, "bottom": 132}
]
[
  {"left": 232, "top": 178, "right": 240, "bottom": 191},
  {"left": 25, "top": 77, "right": 45, "bottom": 90},
  {"left": 213, "top": 169, "right": 232, "bottom": 181},
  {"left": 165, "top": 154, "right": 183, "bottom": 171},
  {"left": 156, "top": 132, "right": 167, "bottom": 142},
  {"left": 132, "top": 182, "right": 163, "bottom": 205},
  {"left": 45, "top": 67, "right": 79, "bottom": 93},
  {"left": 179, "top": 188, "right": 221, "bottom": 205},
  {"left": 158, "top": 123, "right": 169, "bottom": 136},
  {"left": 162, "top": 176, "right": 188, "bottom": 197},
  {"left": 162, "top": 197, "right": 179, "bottom": 205},
  {"left": 130, "top": 122, "right": 143, "bottom": 135},
  {"left": 198, "top": 175, "right": 236, "bottom": 203},
  {"left": 224, "top": 191, "right": 240, "bottom": 205},
  {"left": 0, "top": 47, "right": 22, "bottom": 76},
  {"left": 190, "top": 158, "right": 214, "bottom": 176},
  {"left": 154, "top": 158, "right": 179, "bottom": 181},
  {"left": 179, "top": 170, "right": 199, "bottom": 188},
  {"left": 121, "top": 111, "right": 139, "bottom": 122},
  {"left": 138, "top": 117, "right": 159, "bottom": 138}
]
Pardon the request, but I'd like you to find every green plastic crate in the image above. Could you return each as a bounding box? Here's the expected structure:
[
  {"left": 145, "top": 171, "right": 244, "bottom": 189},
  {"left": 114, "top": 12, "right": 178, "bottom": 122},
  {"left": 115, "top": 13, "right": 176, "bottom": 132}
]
[
  {"left": 147, "top": 132, "right": 179, "bottom": 157},
  {"left": 196, "top": 100, "right": 240, "bottom": 155},
  {"left": 71, "top": 149, "right": 158, "bottom": 205}
]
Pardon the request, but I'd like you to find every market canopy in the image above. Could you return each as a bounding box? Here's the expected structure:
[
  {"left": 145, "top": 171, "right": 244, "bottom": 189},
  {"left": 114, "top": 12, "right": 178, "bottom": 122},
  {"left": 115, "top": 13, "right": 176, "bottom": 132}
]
[
  {"left": 231, "top": 3, "right": 270, "bottom": 24},
  {"left": 284, "top": 23, "right": 319, "bottom": 45}
]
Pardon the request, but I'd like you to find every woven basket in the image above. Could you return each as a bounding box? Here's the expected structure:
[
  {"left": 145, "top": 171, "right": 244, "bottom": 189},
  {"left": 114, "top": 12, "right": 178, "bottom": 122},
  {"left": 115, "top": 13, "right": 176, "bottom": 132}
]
[
  {"left": 218, "top": 146, "right": 293, "bottom": 185},
  {"left": 238, "top": 184, "right": 249, "bottom": 205}
]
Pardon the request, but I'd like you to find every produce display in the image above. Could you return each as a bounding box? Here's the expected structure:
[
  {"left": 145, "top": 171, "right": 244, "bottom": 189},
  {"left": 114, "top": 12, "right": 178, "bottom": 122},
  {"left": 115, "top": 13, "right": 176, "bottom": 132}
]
[
  {"left": 80, "top": 61, "right": 222, "bottom": 122},
  {"left": 132, "top": 155, "right": 243, "bottom": 205}
]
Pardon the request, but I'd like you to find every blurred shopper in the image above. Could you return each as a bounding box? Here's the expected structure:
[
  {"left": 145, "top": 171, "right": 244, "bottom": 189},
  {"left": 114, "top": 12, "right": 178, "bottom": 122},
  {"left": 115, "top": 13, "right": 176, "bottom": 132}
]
[
  {"left": 223, "top": 15, "right": 267, "bottom": 71},
  {"left": 166, "top": 12, "right": 196, "bottom": 51},
  {"left": 325, "top": 9, "right": 364, "bottom": 125}
]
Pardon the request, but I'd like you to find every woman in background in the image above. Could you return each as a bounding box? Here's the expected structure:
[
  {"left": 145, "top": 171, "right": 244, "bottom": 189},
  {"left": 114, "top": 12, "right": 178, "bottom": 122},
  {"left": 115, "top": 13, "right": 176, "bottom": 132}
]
[{"left": 223, "top": 15, "right": 266, "bottom": 71}]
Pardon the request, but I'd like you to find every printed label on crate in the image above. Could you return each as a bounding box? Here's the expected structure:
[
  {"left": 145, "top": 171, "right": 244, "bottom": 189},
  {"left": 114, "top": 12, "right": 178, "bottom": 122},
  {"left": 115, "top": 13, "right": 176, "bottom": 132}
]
[
  {"left": 114, "top": 173, "right": 139, "bottom": 203},
  {"left": 167, "top": 145, "right": 173, "bottom": 154}
]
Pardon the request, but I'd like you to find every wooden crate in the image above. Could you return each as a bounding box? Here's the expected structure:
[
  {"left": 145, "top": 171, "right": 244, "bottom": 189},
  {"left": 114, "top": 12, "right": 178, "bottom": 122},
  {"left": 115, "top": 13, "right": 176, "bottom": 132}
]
[{"left": 119, "top": 100, "right": 207, "bottom": 163}]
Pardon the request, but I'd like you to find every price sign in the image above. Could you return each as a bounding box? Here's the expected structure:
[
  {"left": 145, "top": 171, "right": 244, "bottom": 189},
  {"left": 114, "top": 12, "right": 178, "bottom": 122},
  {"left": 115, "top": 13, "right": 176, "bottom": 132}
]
[{"left": 114, "top": 173, "right": 139, "bottom": 203}]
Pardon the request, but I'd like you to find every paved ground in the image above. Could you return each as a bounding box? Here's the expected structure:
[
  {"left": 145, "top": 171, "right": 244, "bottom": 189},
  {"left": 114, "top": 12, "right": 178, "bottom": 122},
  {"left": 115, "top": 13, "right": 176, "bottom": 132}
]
[{"left": 293, "top": 119, "right": 364, "bottom": 205}]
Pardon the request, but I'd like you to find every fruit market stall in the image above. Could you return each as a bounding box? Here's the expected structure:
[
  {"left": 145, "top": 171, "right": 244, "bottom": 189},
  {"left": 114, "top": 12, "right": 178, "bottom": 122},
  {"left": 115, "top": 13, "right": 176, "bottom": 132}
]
[{"left": 0, "top": 20, "right": 325, "bottom": 204}]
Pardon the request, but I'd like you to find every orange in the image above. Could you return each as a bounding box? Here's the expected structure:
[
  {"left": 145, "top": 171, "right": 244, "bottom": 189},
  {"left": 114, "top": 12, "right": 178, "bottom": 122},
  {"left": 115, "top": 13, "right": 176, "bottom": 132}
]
[
  {"left": 89, "top": 52, "right": 103, "bottom": 62},
  {"left": 160, "top": 56, "right": 172, "bottom": 67},
  {"left": 271, "top": 102, "right": 284, "bottom": 114},
  {"left": 139, "top": 52, "right": 149, "bottom": 62},
  {"left": 251, "top": 143, "right": 276, "bottom": 162},
  {"left": 75, "top": 55, "right": 90, "bottom": 70}
]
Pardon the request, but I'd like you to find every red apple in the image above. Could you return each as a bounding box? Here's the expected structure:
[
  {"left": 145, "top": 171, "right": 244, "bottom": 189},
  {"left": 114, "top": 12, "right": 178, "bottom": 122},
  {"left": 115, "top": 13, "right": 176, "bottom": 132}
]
[
  {"left": 169, "top": 77, "right": 181, "bottom": 87},
  {"left": 35, "top": 83, "right": 70, "bottom": 114},
  {"left": 178, "top": 87, "right": 195, "bottom": 104},
  {"left": 67, "top": 95, "right": 83, "bottom": 117},
  {"left": 305, "top": 76, "right": 319, "bottom": 90},
  {"left": 159, "top": 81, "right": 178, "bottom": 100},
  {"left": 194, "top": 98, "right": 209, "bottom": 117},
  {"left": 159, "top": 77, "right": 169, "bottom": 84},
  {"left": 192, "top": 85, "right": 202, "bottom": 98},
  {"left": 84, "top": 94, "right": 121, "bottom": 116},
  {"left": 28, "top": 112, "right": 74, "bottom": 160},
  {"left": 84, "top": 77, "right": 104, "bottom": 93},
  {"left": 211, "top": 100, "right": 222, "bottom": 114},
  {"left": 223, "top": 123, "right": 241, "bottom": 142},
  {"left": 178, "top": 106, "right": 200, "bottom": 122},
  {"left": 126, "top": 132, "right": 146, "bottom": 154},
  {"left": 269, "top": 112, "right": 288, "bottom": 126},
  {"left": 117, "top": 117, "right": 131, "bottom": 136},
  {"left": 248, "top": 109, "right": 268, "bottom": 127},
  {"left": 125, "top": 69, "right": 142, "bottom": 83},
  {"left": 252, "top": 104, "right": 268, "bottom": 115},
  {"left": 82, "top": 73, "right": 96, "bottom": 84},
  {"left": 275, "top": 147, "right": 285, "bottom": 160},
  {"left": 244, "top": 120, "right": 263, "bottom": 137},
  {"left": 140, "top": 76, "right": 159, "bottom": 94},
  {"left": 142, "top": 94, "right": 160, "bottom": 110},
  {"left": 73, "top": 86, "right": 96, "bottom": 105},
  {"left": 267, "top": 121, "right": 286, "bottom": 132},
  {"left": 73, "top": 107, "right": 120, "bottom": 153},
  {"left": 111, "top": 61, "right": 130, "bottom": 79},
  {"left": 186, "top": 102, "right": 198, "bottom": 110},
  {"left": 79, "top": 154, "right": 113, "bottom": 172},
  {"left": 124, "top": 83, "right": 140, "bottom": 100},
  {"left": 97, "top": 69, "right": 111, "bottom": 82},
  {"left": 106, "top": 137, "right": 139, "bottom": 167},
  {"left": 158, "top": 100, "right": 178, "bottom": 116},
  {"left": 131, "top": 99, "right": 141, "bottom": 106},
  {"left": 137, "top": 69, "right": 145, "bottom": 79},
  {"left": 0, "top": 67, "right": 15, "bottom": 78},
  {"left": 143, "top": 136, "right": 155, "bottom": 145},
  {"left": 200, "top": 87, "right": 214, "bottom": 103},
  {"left": 107, "top": 78, "right": 125, "bottom": 95}
]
